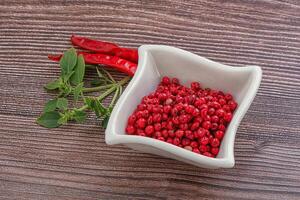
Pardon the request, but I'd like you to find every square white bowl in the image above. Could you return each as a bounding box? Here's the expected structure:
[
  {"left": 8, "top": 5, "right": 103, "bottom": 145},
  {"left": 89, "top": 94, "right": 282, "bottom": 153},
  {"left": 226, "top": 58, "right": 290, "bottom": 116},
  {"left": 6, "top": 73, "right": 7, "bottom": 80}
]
[{"left": 105, "top": 45, "right": 262, "bottom": 169}]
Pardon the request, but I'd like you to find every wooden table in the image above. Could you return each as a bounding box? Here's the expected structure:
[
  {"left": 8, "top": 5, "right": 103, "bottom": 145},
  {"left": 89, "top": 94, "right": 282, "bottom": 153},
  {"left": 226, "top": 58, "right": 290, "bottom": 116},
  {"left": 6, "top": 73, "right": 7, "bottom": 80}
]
[{"left": 1, "top": 1, "right": 299, "bottom": 199}]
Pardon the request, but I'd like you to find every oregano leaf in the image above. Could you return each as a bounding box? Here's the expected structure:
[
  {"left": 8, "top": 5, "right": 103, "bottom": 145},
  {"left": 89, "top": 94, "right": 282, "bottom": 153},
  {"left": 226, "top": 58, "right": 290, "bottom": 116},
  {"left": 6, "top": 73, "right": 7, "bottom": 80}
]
[
  {"left": 57, "top": 115, "right": 68, "bottom": 125},
  {"left": 85, "top": 97, "right": 107, "bottom": 117},
  {"left": 94, "top": 100, "right": 107, "bottom": 117},
  {"left": 73, "top": 82, "right": 83, "bottom": 102},
  {"left": 60, "top": 48, "right": 77, "bottom": 77},
  {"left": 44, "top": 79, "right": 61, "bottom": 90},
  {"left": 43, "top": 99, "right": 58, "bottom": 112},
  {"left": 70, "top": 54, "right": 85, "bottom": 85},
  {"left": 72, "top": 110, "right": 87, "bottom": 123},
  {"left": 64, "top": 71, "right": 75, "bottom": 82},
  {"left": 102, "top": 116, "right": 110, "bottom": 128},
  {"left": 36, "top": 111, "right": 61, "bottom": 128},
  {"left": 57, "top": 98, "right": 68, "bottom": 110},
  {"left": 84, "top": 97, "right": 94, "bottom": 108}
]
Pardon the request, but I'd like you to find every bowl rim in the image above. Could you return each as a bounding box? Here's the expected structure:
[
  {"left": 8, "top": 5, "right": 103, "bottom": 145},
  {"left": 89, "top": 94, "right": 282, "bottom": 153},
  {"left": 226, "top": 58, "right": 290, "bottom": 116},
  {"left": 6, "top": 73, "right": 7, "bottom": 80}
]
[{"left": 105, "top": 45, "right": 262, "bottom": 168}]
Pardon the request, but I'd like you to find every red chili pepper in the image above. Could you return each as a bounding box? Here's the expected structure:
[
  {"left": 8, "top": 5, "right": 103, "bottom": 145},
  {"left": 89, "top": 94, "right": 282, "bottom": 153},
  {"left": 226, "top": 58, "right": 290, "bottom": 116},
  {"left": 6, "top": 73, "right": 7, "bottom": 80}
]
[
  {"left": 71, "top": 35, "right": 119, "bottom": 54},
  {"left": 48, "top": 52, "right": 137, "bottom": 76},
  {"left": 71, "top": 35, "right": 138, "bottom": 63},
  {"left": 48, "top": 54, "right": 61, "bottom": 61},
  {"left": 113, "top": 48, "right": 139, "bottom": 64}
]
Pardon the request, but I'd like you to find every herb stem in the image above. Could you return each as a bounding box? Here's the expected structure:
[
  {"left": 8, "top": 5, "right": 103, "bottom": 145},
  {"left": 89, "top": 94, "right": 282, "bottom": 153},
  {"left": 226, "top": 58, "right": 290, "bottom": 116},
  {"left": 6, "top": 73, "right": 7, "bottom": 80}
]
[
  {"left": 102, "top": 68, "right": 116, "bottom": 83},
  {"left": 77, "top": 76, "right": 130, "bottom": 112},
  {"left": 82, "top": 84, "right": 113, "bottom": 93},
  {"left": 109, "top": 87, "right": 119, "bottom": 108}
]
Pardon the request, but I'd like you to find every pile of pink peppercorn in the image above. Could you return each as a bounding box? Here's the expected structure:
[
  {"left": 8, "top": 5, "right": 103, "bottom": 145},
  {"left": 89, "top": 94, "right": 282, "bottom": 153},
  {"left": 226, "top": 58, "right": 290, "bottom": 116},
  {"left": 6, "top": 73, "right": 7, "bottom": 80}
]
[{"left": 125, "top": 76, "right": 237, "bottom": 158}]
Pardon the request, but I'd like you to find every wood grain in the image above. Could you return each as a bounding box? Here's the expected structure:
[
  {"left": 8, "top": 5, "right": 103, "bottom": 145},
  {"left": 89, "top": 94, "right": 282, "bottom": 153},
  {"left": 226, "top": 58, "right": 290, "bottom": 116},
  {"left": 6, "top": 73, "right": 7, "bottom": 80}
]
[{"left": 0, "top": 0, "right": 300, "bottom": 199}]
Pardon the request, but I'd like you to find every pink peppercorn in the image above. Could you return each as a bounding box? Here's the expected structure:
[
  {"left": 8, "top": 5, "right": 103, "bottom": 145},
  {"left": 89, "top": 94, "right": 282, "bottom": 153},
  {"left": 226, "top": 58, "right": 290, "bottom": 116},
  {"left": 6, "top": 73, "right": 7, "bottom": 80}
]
[
  {"left": 199, "top": 145, "right": 208, "bottom": 153},
  {"left": 203, "top": 152, "right": 213, "bottom": 157},
  {"left": 184, "top": 146, "right": 193, "bottom": 151},
  {"left": 165, "top": 98, "right": 173, "bottom": 105},
  {"left": 162, "top": 76, "right": 170, "bottom": 85},
  {"left": 138, "top": 132, "right": 146, "bottom": 136},
  {"left": 166, "top": 138, "right": 173, "bottom": 144},
  {"left": 190, "top": 141, "right": 198, "bottom": 148},
  {"left": 210, "top": 138, "right": 220, "bottom": 147},
  {"left": 202, "top": 121, "right": 211, "bottom": 130},
  {"left": 211, "top": 123, "right": 219, "bottom": 130},
  {"left": 136, "top": 118, "right": 146, "bottom": 129},
  {"left": 218, "top": 124, "right": 226, "bottom": 131},
  {"left": 173, "top": 137, "right": 181, "bottom": 146},
  {"left": 224, "top": 112, "right": 233, "bottom": 122},
  {"left": 179, "top": 123, "right": 189, "bottom": 130},
  {"left": 219, "top": 98, "right": 226, "bottom": 105},
  {"left": 215, "top": 130, "right": 224, "bottom": 140},
  {"left": 211, "top": 115, "right": 219, "bottom": 123},
  {"left": 126, "top": 76, "right": 237, "bottom": 158},
  {"left": 215, "top": 109, "right": 225, "bottom": 117},
  {"left": 228, "top": 100, "right": 237, "bottom": 111},
  {"left": 200, "top": 136, "right": 209, "bottom": 145},
  {"left": 168, "top": 130, "right": 175, "bottom": 138},
  {"left": 154, "top": 131, "right": 162, "bottom": 138},
  {"left": 211, "top": 147, "right": 219, "bottom": 155},
  {"left": 195, "top": 128, "right": 206, "bottom": 138},
  {"left": 175, "top": 130, "right": 184, "bottom": 138},
  {"left": 162, "top": 113, "right": 169, "bottom": 121},
  {"left": 126, "top": 125, "right": 136, "bottom": 135},
  {"left": 145, "top": 125, "right": 154, "bottom": 136},
  {"left": 193, "top": 148, "right": 201, "bottom": 154},
  {"left": 172, "top": 78, "right": 179, "bottom": 85},
  {"left": 128, "top": 115, "right": 137, "bottom": 125},
  {"left": 162, "top": 130, "right": 168, "bottom": 138},
  {"left": 225, "top": 93, "right": 233, "bottom": 100},
  {"left": 190, "top": 122, "right": 200, "bottom": 131},
  {"left": 208, "top": 107, "right": 215, "bottom": 116},
  {"left": 182, "top": 138, "right": 191, "bottom": 146},
  {"left": 154, "top": 123, "right": 162, "bottom": 131},
  {"left": 185, "top": 130, "right": 194, "bottom": 140}
]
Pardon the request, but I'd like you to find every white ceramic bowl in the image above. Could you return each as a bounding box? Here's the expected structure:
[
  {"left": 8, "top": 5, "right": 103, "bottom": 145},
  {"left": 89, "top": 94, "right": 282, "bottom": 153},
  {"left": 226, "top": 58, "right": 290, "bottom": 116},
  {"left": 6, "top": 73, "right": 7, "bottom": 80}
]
[{"left": 105, "top": 45, "right": 262, "bottom": 168}]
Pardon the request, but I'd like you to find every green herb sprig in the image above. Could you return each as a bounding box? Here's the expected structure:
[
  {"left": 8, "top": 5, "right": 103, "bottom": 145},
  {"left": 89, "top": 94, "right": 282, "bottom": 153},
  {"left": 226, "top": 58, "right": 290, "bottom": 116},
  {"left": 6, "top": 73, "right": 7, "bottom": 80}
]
[{"left": 37, "top": 48, "right": 130, "bottom": 128}]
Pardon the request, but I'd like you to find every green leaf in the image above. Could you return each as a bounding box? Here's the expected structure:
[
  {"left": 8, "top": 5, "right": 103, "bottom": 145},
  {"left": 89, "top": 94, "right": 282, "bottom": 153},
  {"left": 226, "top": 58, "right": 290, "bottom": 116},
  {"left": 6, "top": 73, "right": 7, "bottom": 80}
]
[
  {"left": 36, "top": 111, "right": 61, "bottom": 128},
  {"left": 102, "top": 68, "right": 116, "bottom": 83},
  {"left": 108, "top": 106, "right": 113, "bottom": 114},
  {"left": 64, "top": 71, "right": 75, "bottom": 82},
  {"left": 84, "top": 97, "right": 94, "bottom": 108},
  {"left": 102, "top": 116, "right": 110, "bottom": 128},
  {"left": 93, "top": 100, "right": 107, "bottom": 117},
  {"left": 60, "top": 48, "right": 77, "bottom": 77},
  {"left": 70, "top": 55, "right": 85, "bottom": 85},
  {"left": 72, "top": 110, "right": 87, "bottom": 123},
  {"left": 43, "top": 99, "right": 58, "bottom": 112},
  {"left": 73, "top": 82, "right": 83, "bottom": 102},
  {"left": 96, "top": 67, "right": 104, "bottom": 79},
  {"left": 56, "top": 98, "right": 68, "bottom": 110},
  {"left": 57, "top": 115, "right": 68, "bottom": 125},
  {"left": 85, "top": 97, "right": 107, "bottom": 117},
  {"left": 44, "top": 79, "right": 61, "bottom": 90}
]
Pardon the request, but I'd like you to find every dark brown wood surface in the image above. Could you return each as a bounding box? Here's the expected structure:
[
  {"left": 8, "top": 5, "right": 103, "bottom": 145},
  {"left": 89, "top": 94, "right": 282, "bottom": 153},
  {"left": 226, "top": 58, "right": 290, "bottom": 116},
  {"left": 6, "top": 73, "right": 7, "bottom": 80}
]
[{"left": 0, "top": 0, "right": 300, "bottom": 199}]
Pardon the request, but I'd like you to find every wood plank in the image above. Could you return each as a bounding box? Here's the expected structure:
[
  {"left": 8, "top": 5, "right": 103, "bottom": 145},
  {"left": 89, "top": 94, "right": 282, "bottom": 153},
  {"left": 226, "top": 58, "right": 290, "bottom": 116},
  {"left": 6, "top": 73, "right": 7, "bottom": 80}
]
[{"left": 0, "top": 0, "right": 299, "bottom": 199}]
